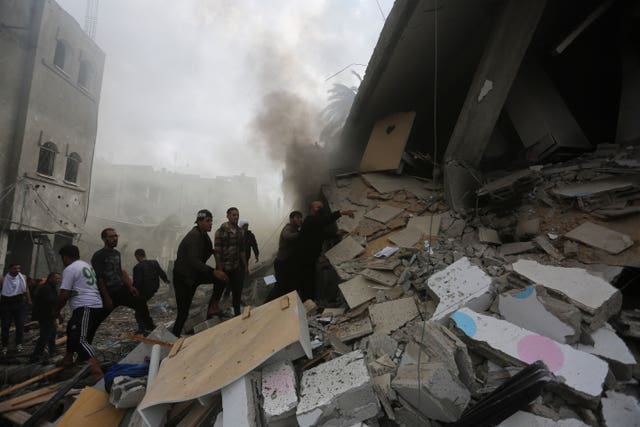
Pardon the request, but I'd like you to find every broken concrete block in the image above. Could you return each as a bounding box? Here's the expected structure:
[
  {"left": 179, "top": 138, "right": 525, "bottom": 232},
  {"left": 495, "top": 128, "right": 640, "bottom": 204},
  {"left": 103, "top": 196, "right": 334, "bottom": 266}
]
[
  {"left": 407, "top": 215, "right": 441, "bottom": 237},
  {"left": 564, "top": 240, "right": 579, "bottom": 256},
  {"left": 364, "top": 205, "right": 404, "bottom": 224},
  {"left": 358, "top": 332, "right": 398, "bottom": 363},
  {"left": 321, "top": 307, "right": 345, "bottom": 317},
  {"left": 261, "top": 361, "right": 298, "bottom": 427},
  {"left": 387, "top": 226, "right": 422, "bottom": 248},
  {"left": 304, "top": 299, "right": 319, "bottom": 315},
  {"left": 497, "top": 411, "right": 590, "bottom": 426},
  {"left": 534, "top": 235, "right": 565, "bottom": 260},
  {"left": 512, "top": 259, "right": 622, "bottom": 329},
  {"left": 109, "top": 375, "right": 148, "bottom": 409},
  {"left": 515, "top": 218, "right": 540, "bottom": 239},
  {"left": 369, "top": 354, "right": 396, "bottom": 376},
  {"left": 576, "top": 323, "right": 637, "bottom": 380},
  {"left": 296, "top": 350, "right": 379, "bottom": 427},
  {"left": 333, "top": 316, "right": 374, "bottom": 342},
  {"left": 392, "top": 361, "right": 470, "bottom": 422},
  {"left": 426, "top": 257, "right": 493, "bottom": 321},
  {"left": 451, "top": 308, "right": 609, "bottom": 400},
  {"left": 339, "top": 276, "right": 378, "bottom": 309},
  {"left": 223, "top": 374, "right": 259, "bottom": 427},
  {"left": 600, "top": 390, "right": 640, "bottom": 427},
  {"left": 369, "top": 298, "right": 419, "bottom": 334},
  {"left": 498, "top": 286, "right": 578, "bottom": 344},
  {"left": 325, "top": 236, "right": 365, "bottom": 266},
  {"left": 499, "top": 241, "right": 536, "bottom": 257},
  {"left": 445, "top": 218, "right": 466, "bottom": 238},
  {"left": 565, "top": 221, "right": 634, "bottom": 255},
  {"left": 478, "top": 228, "right": 501, "bottom": 245},
  {"left": 360, "top": 268, "right": 397, "bottom": 287}
]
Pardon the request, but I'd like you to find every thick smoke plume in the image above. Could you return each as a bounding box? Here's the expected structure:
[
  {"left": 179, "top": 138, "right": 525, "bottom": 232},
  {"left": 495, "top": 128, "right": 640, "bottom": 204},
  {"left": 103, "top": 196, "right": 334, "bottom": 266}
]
[{"left": 251, "top": 91, "right": 327, "bottom": 212}]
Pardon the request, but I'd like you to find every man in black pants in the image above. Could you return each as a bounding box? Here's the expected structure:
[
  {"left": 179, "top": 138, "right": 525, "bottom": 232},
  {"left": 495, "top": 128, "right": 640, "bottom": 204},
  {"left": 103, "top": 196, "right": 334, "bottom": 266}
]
[
  {"left": 214, "top": 207, "right": 248, "bottom": 316},
  {"left": 172, "top": 209, "right": 229, "bottom": 336},
  {"left": 133, "top": 248, "right": 169, "bottom": 301},
  {"left": 91, "top": 228, "right": 156, "bottom": 334},
  {"left": 265, "top": 211, "right": 303, "bottom": 303},
  {"left": 296, "top": 201, "right": 354, "bottom": 301}
]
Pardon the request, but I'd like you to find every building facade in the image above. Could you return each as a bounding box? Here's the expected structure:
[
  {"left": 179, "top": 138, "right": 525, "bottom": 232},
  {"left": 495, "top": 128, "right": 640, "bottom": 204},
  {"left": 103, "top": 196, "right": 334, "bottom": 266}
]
[{"left": 0, "top": 0, "right": 104, "bottom": 276}]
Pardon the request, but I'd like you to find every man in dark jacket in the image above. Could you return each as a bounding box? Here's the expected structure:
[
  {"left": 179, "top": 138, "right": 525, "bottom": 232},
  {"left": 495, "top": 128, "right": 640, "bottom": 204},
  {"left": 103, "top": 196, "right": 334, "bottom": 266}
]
[
  {"left": 239, "top": 219, "right": 259, "bottom": 264},
  {"left": 30, "top": 272, "right": 60, "bottom": 363},
  {"left": 172, "top": 209, "right": 229, "bottom": 336},
  {"left": 296, "top": 201, "right": 354, "bottom": 301},
  {"left": 265, "top": 211, "right": 302, "bottom": 303},
  {"left": 133, "top": 249, "right": 169, "bottom": 301}
]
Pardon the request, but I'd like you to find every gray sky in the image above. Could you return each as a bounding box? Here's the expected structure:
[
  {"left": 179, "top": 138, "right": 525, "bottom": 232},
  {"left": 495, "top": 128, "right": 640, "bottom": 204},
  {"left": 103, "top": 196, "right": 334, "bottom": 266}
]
[{"left": 57, "top": 0, "right": 391, "bottom": 204}]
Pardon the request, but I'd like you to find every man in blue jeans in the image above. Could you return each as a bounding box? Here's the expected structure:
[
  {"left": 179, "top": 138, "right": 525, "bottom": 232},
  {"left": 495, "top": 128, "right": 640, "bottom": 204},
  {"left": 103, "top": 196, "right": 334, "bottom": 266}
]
[{"left": 0, "top": 262, "right": 32, "bottom": 355}]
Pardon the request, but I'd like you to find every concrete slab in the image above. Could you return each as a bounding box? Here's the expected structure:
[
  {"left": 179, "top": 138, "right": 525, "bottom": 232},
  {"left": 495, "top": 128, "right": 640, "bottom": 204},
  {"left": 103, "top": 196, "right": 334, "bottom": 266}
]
[
  {"left": 365, "top": 259, "right": 401, "bottom": 271},
  {"left": 601, "top": 391, "right": 640, "bottom": 427},
  {"left": 534, "top": 235, "right": 564, "bottom": 260},
  {"left": 369, "top": 298, "right": 419, "bottom": 334},
  {"left": 222, "top": 375, "right": 258, "bottom": 427},
  {"left": 296, "top": 350, "right": 379, "bottom": 427},
  {"left": 261, "top": 360, "right": 298, "bottom": 426},
  {"left": 325, "top": 236, "right": 365, "bottom": 266},
  {"left": 565, "top": 221, "right": 634, "bottom": 255},
  {"left": 576, "top": 323, "right": 637, "bottom": 377},
  {"left": 333, "top": 316, "right": 374, "bottom": 342},
  {"left": 498, "top": 411, "right": 589, "bottom": 426},
  {"left": 360, "top": 268, "right": 397, "bottom": 287},
  {"left": 339, "top": 275, "right": 378, "bottom": 309},
  {"left": 498, "top": 286, "right": 577, "bottom": 343},
  {"left": 110, "top": 376, "right": 147, "bottom": 409},
  {"left": 451, "top": 308, "right": 609, "bottom": 399},
  {"left": 364, "top": 205, "right": 404, "bottom": 224},
  {"left": 362, "top": 173, "right": 434, "bottom": 199},
  {"left": 407, "top": 215, "right": 441, "bottom": 237},
  {"left": 392, "top": 361, "right": 470, "bottom": 422},
  {"left": 512, "top": 259, "right": 622, "bottom": 324},
  {"left": 499, "top": 241, "right": 535, "bottom": 257},
  {"left": 387, "top": 226, "right": 422, "bottom": 248},
  {"left": 478, "top": 228, "right": 501, "bottom": 245},
  {"left": 426, "top": 257, "right": 493, "bottom": 321}
]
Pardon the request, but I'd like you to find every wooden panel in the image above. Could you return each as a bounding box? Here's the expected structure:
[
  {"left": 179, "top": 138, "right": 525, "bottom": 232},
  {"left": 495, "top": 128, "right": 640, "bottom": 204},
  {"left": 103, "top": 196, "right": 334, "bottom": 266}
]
[
  {"left": 359, "top": 111, "right": 416, "bottom": 172},
  {"left": 57, "top": 387, "right": 125, "bottom": 427},
  {"left": 139, "top": 291, "right": 312, "bottom": 426}
]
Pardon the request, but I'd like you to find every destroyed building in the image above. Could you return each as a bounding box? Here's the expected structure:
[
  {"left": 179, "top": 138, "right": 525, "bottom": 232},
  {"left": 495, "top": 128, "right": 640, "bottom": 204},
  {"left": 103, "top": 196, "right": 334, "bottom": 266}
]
[
  {"left": 1, "top": 0, "right": 639, "bottom": 426},
  {"left": 0, "top": 0, "right": 104, "bottom": 276}
]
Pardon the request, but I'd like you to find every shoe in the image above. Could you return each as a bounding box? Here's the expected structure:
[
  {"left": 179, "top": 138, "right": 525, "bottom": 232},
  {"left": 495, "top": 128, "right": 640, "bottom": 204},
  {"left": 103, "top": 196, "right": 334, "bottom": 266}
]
[{"left": 16, "top": 344, "right": 23, "bottom": 353}]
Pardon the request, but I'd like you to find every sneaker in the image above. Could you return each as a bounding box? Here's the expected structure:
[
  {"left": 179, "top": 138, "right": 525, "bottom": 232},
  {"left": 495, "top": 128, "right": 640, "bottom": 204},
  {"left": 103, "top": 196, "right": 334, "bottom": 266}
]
[{"left": 16, "top": 344, "right": 23, "bottom": 353}]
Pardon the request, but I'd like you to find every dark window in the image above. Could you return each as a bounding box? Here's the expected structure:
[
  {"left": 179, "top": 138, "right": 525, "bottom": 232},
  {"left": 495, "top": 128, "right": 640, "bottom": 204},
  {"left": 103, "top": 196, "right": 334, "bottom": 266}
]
[
  {"left": 53, "top": 40, "right": 66, "bottom": 69},
  {"left": 37, "top": 142, "right": 58, "bottom": 176},
  {"left": 64, "top": 152, "right": 81, "bottom": 183},
  {"left": 78, "top": 60, "right": 91, "bottom": 89}
]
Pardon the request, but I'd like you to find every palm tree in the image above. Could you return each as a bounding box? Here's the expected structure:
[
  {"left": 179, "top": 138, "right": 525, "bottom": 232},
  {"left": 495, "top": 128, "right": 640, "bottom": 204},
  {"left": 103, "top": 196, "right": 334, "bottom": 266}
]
[{"left": 320, "top": 71, "right": 361, "bottom": 146}]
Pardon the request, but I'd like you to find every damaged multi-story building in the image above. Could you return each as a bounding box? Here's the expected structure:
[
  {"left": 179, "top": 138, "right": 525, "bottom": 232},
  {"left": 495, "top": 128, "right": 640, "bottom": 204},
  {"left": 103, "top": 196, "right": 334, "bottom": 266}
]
[{"left": 0, "top": 0, "right": 104, "bottom": 276}]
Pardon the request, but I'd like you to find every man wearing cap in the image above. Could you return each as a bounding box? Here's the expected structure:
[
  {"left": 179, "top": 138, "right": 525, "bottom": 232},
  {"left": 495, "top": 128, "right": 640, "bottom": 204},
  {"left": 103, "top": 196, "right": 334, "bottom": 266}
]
[{"left": 172, "top": 209, "right": 229, "bottom": 336}]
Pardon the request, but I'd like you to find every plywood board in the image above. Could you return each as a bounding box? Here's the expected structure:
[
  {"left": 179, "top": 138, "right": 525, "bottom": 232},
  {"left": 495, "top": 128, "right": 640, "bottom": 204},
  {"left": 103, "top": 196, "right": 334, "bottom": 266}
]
[
  {"left": 364, "top": 205, "right": 404, "bottom": 224},
  {"left": 58, "top": 387, "right": 125, "bottom": 427},
  {"left": 339, "top": 275, "right": 378, "bottom": 309},
  {"left": 138, "top": 292, "right": 312, "bottom": 427},
  {"left": 565, "top": 222, "right": 634, "bottom": 255},
  {"left": 407, "top": 215, "right": 441, "bottom": 237},
  {"left": 324, "top": 236, "right": 364, "bottom": 266},
  {"left": 451, "top": 308, "right": 608, "bottom": 398},
  {"left": 359, "top": 111, "right": 416, "bottom": 172}
]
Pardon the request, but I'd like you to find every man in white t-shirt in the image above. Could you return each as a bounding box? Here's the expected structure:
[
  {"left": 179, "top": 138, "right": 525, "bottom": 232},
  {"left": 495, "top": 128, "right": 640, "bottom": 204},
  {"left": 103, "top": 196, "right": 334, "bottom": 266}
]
[
  {"left": 56, "top": 245, "right": 109, "bottom": 380},
  {"left": 0, "top": 262, "right": 31, "bottom": 355}
]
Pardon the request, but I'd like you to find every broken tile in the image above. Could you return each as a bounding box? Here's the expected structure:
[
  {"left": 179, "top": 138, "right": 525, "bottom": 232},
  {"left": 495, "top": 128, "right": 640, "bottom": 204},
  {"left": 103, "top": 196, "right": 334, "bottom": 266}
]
[
  {"left": 498, "top": 286, "right": 578, "bottom": 344},
  {"left": 360, "top": 268, "right": 397, "bottom": 287},
  {"left": 445, "top": 218, "right": 466, "bottom": 238},
  {"left": 512, "top": 259, "right": 622, "bottom": 328},
  {"left": 534, "top": 235, "right": 565, "bottom": 260},
  {"left": 426, "top": 257, "right": 493, "bottom": 321},
  {"left": 325, "top": 236, "right": 365, "bottom": 266},
  {"left": 407, "top": 215, "right": 441, "bottom": 237},
  {"left": 451, "top": 308, "right": 609, "bottom": 400},
  {"left": 576, "top": 323, "right": 637, "bottom": 380},
  {"left": 387, "top": 226, "right": 422, "bottom": 248},
  {"left": 565, "top": 221, "right": 634, "bottom": 255},
  {"left": 498, "top": 241, "right": 536, "bottom": 257},
  {"left": 600, "top": 391, "right": 640, "bottom": 427},
  {"left": 332, "top": 316, "right": 373, "bottom": 342},
  {"left": 364, "top": 205, "right": 404, "bottom": 224},
  {"left": 338, "top": 275, "right": 378, "bottom": 309},
  {"left": 478, "top": 228, "right": 501, "bottom": 245},
  {"left": 365, "top": 259, "right": 401, "bottom": 271},
  {"left": 369, "top": 298, "right": 419, "bottom": 334},
  {"left": 296, "top": 351, "right": 379, "bottom": 427}
]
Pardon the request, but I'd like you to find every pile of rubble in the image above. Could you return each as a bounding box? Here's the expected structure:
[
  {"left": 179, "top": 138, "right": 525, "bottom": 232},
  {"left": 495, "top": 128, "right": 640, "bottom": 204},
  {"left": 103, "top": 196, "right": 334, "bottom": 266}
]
[{"left": 1, "top": 146, "right": 639, "bottom": 426}]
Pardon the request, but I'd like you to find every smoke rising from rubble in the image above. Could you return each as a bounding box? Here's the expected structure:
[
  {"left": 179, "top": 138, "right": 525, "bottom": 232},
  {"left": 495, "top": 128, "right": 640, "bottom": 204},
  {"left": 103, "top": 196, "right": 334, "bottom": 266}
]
[{"left": 251, "top": 91, "right": 327, "bottom": 211}]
